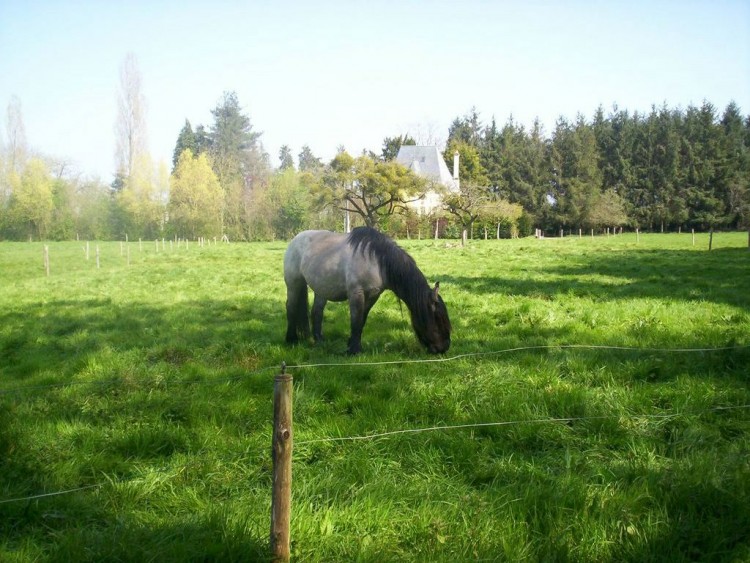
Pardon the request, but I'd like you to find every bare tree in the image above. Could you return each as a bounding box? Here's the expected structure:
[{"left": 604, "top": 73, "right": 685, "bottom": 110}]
[
  {"left": 6, "top": 95, "right": 27, "bottom": 174},
  {"left": 114, "top": 53, "right": 148, "bottom": 181}
]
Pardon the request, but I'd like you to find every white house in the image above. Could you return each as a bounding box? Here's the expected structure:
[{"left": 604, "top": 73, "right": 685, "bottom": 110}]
[{"left": 395, "top": 145, "right": 460, "bottom": 215}]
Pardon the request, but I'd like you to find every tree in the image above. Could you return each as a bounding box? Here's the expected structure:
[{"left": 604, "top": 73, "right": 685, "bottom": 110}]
[
  {"left": 442, "top": 181, "right": 489, "bottom": 246},
  {"left": 381, "top": 134, "right": 415, "bottom": 161},
  {"left": 169, "top": 150, "right": 223, "bottom": 238},
  {"left": 268, "top": 168, "right": 310, "bottom": 238},
  {"left": 313, "top": 153, "right": 427, "bottom": 229},
  {"left": 5, "top": 95, "right": 27, "bottom": 174},
  {"left": 549, "top": 115, "right": 602, "bottom": 229},
  {"left": 720, "top": 101, "right": 750, "bottom": 228},
  {"left": 443, "top": 139, "right": 487, "bottom": 185},
  {"left": 172, "top": 119, "right": 197, "bottom": 170},
  {"left": 298, "top": 145, "right": 323, "bottom": 172},
  {"left": 114, "top": 53, "right": 148, "bottom": 182},
  {"left": 49, "top": 176, "right": 76, "bottom": 240},
  {"left": 279, "top": 145, "right": 295, "bottom": 170},
  {"left": 75, "top": 178, "right": 114, "bottom": 240},
  {"left": 115, "top": 152, "right": 164, "bottom": 238},
  {"left": 7, "top": 158, "right": 54, "bottom": 239},
  {"left": 588, "top": 189, "right": 628, "bottom": 230},
  {"left": 447, "top": 107, "right": 483, "bottom": 147},
  {"left": 208, "top": 91, "right": 266, "bottom": 239}
]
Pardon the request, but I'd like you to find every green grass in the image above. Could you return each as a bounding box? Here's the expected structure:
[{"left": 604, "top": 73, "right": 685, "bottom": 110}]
[{"left": 1, "top": 232, "right": 749, "bottom": 562}]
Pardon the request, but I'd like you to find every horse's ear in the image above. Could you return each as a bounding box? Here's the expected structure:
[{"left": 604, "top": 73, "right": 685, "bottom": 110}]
[{"left": 433, "top": 282, "right": 440, "bottom": 299}]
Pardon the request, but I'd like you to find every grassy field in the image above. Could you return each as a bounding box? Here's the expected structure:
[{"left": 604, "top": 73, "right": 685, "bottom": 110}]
[{"left": 1, "top": 232, "right": 749, "bottom": 562}]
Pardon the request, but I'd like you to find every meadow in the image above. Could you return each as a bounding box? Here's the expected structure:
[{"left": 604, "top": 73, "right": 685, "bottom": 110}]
[{"left": 0, "top": 232, "right": 749, "bottom": 562}]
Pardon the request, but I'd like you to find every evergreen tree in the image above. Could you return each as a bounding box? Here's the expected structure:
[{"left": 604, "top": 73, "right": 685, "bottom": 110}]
[
  {"left": 298, "top": 145, "right": 323, "bottom": 172},
  {"left": 447, "top": 107, "right": 483, "bottom": 148},
  {"left": 381, "top": 134, "right": 415, "bottom": 161},
  {"left": 208, "top": 91, "right": 266, "bottom": 239},
  {"left": 279, "top": 145, "right": 295, "bottom": 170},
  {"left": 720, "top": 101, "right": 750, "bottom": 227},
  {"left": 172, "top": 119, "right": 196, "bottom": 170}
]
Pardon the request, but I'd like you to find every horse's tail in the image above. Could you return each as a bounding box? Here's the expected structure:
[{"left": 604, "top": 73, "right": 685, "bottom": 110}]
[
  {"left": 284, "top": 236, "right": 310, "bottom": 343},
  {"left": 285, "top": 279, "right": 309, "bottom": 343}
]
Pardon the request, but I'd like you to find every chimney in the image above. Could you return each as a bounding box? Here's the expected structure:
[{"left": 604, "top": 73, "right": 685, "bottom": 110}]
[{"left": 453, "top": 150, "right": 460, "bottom": 188}]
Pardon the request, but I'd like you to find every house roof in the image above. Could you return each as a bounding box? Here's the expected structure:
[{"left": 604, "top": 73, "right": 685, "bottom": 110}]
[{"left": 395, "top": 145, "right": 458, "bottom": 190}]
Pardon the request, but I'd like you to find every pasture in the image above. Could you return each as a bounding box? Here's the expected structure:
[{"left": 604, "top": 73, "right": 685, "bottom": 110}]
[{"left": 1, "top": 232, "right": 749, "bottom": 562}]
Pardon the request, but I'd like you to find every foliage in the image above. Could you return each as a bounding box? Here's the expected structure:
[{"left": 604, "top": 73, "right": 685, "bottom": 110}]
[
  {"left": 381, "top": 133, "right": 416, "bottom": 161},
  {"left": 313, "top": 152, "right": 427, "bottom": 229},
  {"left": 172, "top": 119, "right": 197, "bottom": 170},
  {"left": 278, "top": 145, "right": 295, "bottom": 170},
  {"left": 168, "top": 150, "right": 223, "bottom": 238},
  {"left": 443, "top": 139, "right": 487, "bottom": 186},
  {"left": 298, "top": 145, "right": 323, "bottom": 172},
  {"left": 207, "top": 91, "right": 269, "bottom": 240},
  {"left": 246, "top": 168, "right": 311, "bottom": 240},
  {"left": 6, "top": 158, "right": 54, "bottom": 240},
  {"left": 445, "top": 102, "right": 750, "bottom": 234},
  {"left": 442, "top": 182, "right": 486, "bottom": 245}
]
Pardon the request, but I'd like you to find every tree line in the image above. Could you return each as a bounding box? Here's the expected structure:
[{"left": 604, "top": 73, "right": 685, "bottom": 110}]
[
  {"left": 1, "top": 55, "right": 748, "bottom": 242},
  {"left": 444, "top": 102, "right": 750, "bottom": 235}
]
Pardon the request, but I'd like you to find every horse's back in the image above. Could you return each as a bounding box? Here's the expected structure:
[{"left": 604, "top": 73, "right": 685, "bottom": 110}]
[{"left": 284, "top": 231, "right": 348, "bottom": 294}]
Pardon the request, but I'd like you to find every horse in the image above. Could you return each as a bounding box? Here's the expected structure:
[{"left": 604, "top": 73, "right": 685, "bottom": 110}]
[{"left": 283, "top": 226, "right": 451, "bottom": 355}]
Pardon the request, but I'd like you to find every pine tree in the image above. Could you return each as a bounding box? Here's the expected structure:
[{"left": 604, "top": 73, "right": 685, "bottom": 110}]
[
  {"left": 279, "top": 145, "right": 295, "bottom": 170},
  {"left": 172, "top": 119, "right": 196, "bottom": 170}
]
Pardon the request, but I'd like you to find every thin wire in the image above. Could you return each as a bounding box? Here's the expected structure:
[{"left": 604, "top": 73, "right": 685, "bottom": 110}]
[
  {"left": 295, "top": 404, "right": 750, "bottom": 446},
  {"left": 0, "top": 484, "right": 100, "bottom": 505},
  {"left": 0, "top": 343, "right": 747, "bottom": 396},
  {"left": 0, "top": 365, "right": 279, "bottom": 396},
  {"left": 284, "top": 343, "right": 750, "bottom": 371},
  {"left": 1, "top": 404, "right": 748, "bottom": 506}
]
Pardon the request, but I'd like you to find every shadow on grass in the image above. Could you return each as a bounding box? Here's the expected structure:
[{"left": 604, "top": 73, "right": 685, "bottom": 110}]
[
  {"left": 442, "top": 247, "right": 750, "bottom": 309},
  {"left": 2, "top": 492, "right": 269, "bottom": 562},
  {"left": 0, "top": 295, "right": 287, "bottom": 384}
]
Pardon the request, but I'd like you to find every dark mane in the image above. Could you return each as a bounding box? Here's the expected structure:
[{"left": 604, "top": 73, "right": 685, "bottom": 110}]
[{"left": 347, "top": 226, "right": 432, "bottom": 319}]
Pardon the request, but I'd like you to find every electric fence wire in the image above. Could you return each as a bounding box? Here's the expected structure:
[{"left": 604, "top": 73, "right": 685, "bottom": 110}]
[
  {"left": 1, "top": 343, "right": 748, "bottom": 505},
  {"left": 1, "top": 404, "right": 748, "bottom": 506},
  {"left": 1, "top": 343, "right": 748, "bottom": 397}
]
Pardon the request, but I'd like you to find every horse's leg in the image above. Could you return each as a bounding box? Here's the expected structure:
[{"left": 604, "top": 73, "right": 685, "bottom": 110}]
[
  {"left": 311, "top": 293, "right": 327, "bottom": 343},
  {"left": 285, "top": 281, "right": 309, "bottom": 343},
  {"left": 346, "top": 292, "right": 378, "bottom": 355}
]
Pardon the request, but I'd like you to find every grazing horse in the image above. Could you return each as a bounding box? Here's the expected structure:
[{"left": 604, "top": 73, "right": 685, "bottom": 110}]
[{"left": 284, "top": 227, "right": 451, "bottom": 355}]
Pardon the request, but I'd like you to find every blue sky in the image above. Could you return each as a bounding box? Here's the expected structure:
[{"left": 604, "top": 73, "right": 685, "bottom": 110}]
[{"left": 1, "top": 0, "right": 749, "bottom": 181}]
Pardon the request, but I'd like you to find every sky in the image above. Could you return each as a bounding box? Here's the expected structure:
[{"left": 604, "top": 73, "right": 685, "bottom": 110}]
[{"left": 1, "top": 0, "right": 749, "bottom": 181}]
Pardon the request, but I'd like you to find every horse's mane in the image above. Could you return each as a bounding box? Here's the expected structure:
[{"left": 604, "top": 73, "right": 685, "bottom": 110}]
[{"left": 347, "top": 227, "right": 432, "bottom": 320}]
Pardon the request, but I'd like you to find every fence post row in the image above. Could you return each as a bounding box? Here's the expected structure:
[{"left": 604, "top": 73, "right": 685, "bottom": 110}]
[{"left": 270, "top": 363, "right": 293, "bottom": 561}]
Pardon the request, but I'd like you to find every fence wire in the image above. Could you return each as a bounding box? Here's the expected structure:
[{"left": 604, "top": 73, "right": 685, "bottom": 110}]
[
  {"left": 1, "top": 343, "right": 747, "bottom": 397},
  {"left": 2, "top": 404, "right": 748, "bottom": 506},
  {"left": 1, "top": 343, "right": 748, "bottom": 505}
]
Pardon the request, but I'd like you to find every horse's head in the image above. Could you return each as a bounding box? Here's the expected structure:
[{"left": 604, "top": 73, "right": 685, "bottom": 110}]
[{"left": 414, "top": 282, "right": 451, "bottom": 354}]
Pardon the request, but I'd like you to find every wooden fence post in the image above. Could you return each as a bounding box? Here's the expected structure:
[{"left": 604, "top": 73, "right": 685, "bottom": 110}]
[
  {"left": 271, "top": 363, "right": 293, "bottom": 561},
  {"left": 44, "top": 245, "right": 49, "bottom": 276}
]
